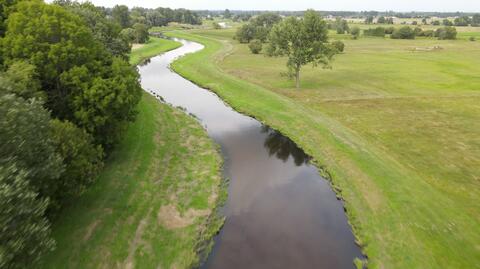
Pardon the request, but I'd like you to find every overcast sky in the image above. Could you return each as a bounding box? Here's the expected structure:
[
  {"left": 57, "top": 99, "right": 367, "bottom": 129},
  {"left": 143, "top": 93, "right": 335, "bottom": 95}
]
[{"left": 46, "top": 0, "right": 479, "bottom": 12}]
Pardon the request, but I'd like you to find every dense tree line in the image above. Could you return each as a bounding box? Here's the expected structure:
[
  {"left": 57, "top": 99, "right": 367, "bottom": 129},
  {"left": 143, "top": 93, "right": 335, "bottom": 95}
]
[
  {"left": 0, "top": 0, "right": 148, "bottom": 267},
  {"left": 235, "top": 13, "right": 282, "bottom": 43}
]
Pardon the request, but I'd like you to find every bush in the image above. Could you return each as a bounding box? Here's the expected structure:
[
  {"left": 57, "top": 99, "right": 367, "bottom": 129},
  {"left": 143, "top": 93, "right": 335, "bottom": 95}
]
[
  {"left": 391, "top": 26, "right": 415, "bottom": 39},
  {"left": 384, "top": 26, "right": 395, "bottom": 35},
  {"left": 248, "top": 39, "right": 263, "bottom": 54},
  {"left": 212, "top": 22, "right": 221, "bottom": 29},
  {"left": 364, "top": 27, "right": 386, "bottom": 37},
  {"left": 350, "top": 26, "right": 360, "bottom": 39},
  {"left": 414, "top": 27, "right": 423, "bottom": 36},
  {"left": 432, "top": 20, "right": 440, "bottom": 26},
  {"left": 332, "top": 40, "right": 345, "bottom": 53},
  {"left": 435, "top": 26, "right": 457, "bottom": 40},
  {"left": 422, "top": 30, "right": 435, "bottom": 37},
  {"left": 470, "top": 36, "right": 476, "bottom": 41},
  {"left": 49, "top": 120, "right": 104, "bottom": 209}
]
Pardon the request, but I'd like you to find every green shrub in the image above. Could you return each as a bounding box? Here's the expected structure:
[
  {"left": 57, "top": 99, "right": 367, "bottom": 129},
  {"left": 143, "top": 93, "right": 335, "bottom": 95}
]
[
  {"left": 435, "top": 26, "right": 457, "bottom": 40},
  {"left": 364, "top": 27, "right": 386, "bottom": 37},
  {"left": 470, "top": 36, "right": 476, "bottom": 41},
  {"left": 384, "top": 26, "right": 395, "bottom": 35},
  {"left": 350, "top": 26, "right": 360, "bottom": 39},
  {"left": 248, "top": 39, "right": 263, "bottom": 54},
  {"left": 332, "top": 40, "right": 345, "bottom": 53},
  {"left": 391, "top": 26, "right": 416, "bottom": 39}
]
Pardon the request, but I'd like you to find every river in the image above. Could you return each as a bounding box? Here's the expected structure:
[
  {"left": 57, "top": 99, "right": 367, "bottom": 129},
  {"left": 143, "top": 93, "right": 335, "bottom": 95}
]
[{"left": 138, "top": 38, "right": 363, "bottom": 269}]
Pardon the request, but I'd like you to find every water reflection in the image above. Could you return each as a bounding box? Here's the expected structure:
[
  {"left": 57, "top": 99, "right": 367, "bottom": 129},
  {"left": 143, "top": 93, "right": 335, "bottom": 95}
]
[{"left": 262, "top": 126, "right": 311, "bottom": 166}]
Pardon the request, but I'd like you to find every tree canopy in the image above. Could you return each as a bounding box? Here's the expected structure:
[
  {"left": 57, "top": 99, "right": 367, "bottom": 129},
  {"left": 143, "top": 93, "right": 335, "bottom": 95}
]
[
  {"left": 2, "top": 0, "right": 142, "bottom": 149},
  {"left": 266, "top": 10, "right": 336, "bottom": 89}
]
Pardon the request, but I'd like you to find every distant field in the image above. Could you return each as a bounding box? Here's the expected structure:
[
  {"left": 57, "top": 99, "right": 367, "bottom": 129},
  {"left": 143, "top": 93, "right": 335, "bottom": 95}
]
[
  {"left": 41, "top": 38, "right": 224, "bottom": 269},
  {"left": 167, "top": 27, "right": 480, "bottom": 268}
]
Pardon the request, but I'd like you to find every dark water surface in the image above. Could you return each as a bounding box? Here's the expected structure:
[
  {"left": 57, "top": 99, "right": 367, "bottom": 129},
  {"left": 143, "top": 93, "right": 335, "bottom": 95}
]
[{"left": 139, "top": 39, "right": 363, "bottom": 269}]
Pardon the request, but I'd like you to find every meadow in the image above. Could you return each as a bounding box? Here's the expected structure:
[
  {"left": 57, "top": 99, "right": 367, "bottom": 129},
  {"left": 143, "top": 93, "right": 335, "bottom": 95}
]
[
  {"left": 40, "top": 38, "right": 224, "bottom": 269},
  {"left": 166, "top": 26, "right": 480, "bottom": 268}
]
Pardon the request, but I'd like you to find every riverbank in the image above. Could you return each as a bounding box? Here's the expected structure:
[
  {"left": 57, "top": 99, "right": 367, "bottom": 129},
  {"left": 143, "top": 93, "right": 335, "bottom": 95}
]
[
  {"left": 165, "top": 30, "right": 480, "bottom": 268},
  {"left": 40, "top": 38, "right": 225, "bottom": 268},
  {"left": 129, "top": 37, "right": 182, "bottom": 65}
]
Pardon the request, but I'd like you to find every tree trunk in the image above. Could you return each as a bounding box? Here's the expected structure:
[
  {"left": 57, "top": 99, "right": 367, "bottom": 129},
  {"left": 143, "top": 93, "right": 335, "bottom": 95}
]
[{"left": 295, "top": 67, "right": 300, "bottom": 89}]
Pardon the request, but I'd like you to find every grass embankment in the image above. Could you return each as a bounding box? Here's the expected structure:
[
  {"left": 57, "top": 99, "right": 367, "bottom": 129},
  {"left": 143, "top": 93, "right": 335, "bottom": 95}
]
[
  {"left": 166, "top": 29, "right": 480, "bottom": 268},
  {"left": 129, "top": 37, "right": 182, "bottom": 65},
  {"left": 41, "top": 38, "right": 224, "bottom": 268}
]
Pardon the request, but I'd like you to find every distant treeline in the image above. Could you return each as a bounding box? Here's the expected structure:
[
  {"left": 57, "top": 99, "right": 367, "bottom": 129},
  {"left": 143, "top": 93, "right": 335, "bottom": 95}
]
[{"left": 197, "top": 9, "right": 479, "bottom": 19}]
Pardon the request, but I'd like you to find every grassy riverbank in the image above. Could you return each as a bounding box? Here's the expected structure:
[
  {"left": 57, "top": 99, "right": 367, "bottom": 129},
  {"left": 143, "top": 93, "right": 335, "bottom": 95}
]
[
  {"left": 166, "top": 29, "right": 480, "bottom": 268},
  {"left": 41, "top": 38, "right": 224, "bottom": 268},
  {"left": 129, "top": 37, "right": 182, "bottom": 65}
]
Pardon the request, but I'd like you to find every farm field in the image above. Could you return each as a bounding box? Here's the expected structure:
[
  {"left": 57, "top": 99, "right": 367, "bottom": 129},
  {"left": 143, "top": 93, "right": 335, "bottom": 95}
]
[
  {"left": 166, "top": 27, "right": 480, "bottom": 268},
  {"left": 39, "top": 38, "right": 224, "bottom": 269}
]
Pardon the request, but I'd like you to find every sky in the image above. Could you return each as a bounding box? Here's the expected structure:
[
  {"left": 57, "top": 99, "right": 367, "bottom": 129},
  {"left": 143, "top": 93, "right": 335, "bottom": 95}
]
[{"left": 50, "top": 0, "right": 479, "bottom": 12}]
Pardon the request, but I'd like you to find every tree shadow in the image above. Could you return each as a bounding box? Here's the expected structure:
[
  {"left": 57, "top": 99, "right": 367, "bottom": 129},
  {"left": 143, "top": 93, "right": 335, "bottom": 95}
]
[{"left": 262, "top": 126, "right": 311, "bottom": 166}]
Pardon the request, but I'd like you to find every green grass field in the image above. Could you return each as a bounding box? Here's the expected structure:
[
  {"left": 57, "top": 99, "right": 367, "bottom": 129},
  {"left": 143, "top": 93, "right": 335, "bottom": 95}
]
[
  {"left": 40, "top": 38, "right": 224, "bottom": 269},
  {"left": 166, "top": 28, "right": 480, "bottom": 268},
  {"left": 129, "top": 37, "right": 182, "bottom": 65}
]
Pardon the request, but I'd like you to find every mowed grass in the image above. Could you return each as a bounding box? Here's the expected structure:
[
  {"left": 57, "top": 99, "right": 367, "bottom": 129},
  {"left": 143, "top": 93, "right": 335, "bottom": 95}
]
[
  {"left": 41, "top": 39, "right": 224, "bottom": 268},
  {"left": 166, "top": 29, "right": 480, "bottom": 268},
  {"left": 129, "top": 37, "right": 182, "bottom": 65}
]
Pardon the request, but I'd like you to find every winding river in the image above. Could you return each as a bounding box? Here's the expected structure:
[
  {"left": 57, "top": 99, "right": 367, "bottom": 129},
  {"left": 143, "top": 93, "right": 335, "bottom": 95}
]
[{"left": 139, "top": 38, "right": 363, "bottom": 268}]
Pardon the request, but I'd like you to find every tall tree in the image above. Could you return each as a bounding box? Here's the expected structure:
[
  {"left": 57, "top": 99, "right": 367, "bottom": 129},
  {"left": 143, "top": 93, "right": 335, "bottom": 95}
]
[
  {"left": 266, "top": 10, "right": 336, "bottom": 89},
  {"left": 112, "top": 4, "right": 130, "bottom": 28},
  {"left": 2, "top": 1, "right": 142, "bottom": 149}
]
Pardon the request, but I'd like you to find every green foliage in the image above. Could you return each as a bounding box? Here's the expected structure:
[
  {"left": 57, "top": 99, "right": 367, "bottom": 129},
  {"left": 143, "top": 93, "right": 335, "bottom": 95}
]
[
  {"left": 250, "top": 12, "right": 282, "bottom": 29},
  {"left": 420, "top": 29, "right": 434, "bottom": 37},
  {"left": 0, "top": 163, "right": 54, "bottom": 269},
  {"left": 2, "top": 1, "right": 142, "bottom": 149},
  {"left": 223, "top": 9, "right": 231, "bottom": 19},
  {"left": 267, "top": 10, "right": 335, "bottom": 89},
  {"left": 391, "top": 26, "right": 416, "bottom": 39},
  {"left": 56, "top": 1, "right": 131, "bottom": 59},
  {"left": 49, "top": 119, "right": 103, "bottom": 208},
  {"left": 454, "top": 16, "right": 471, "bottom": 26},
  {"left": 0, "top": 61, "right": 43, "bottom": 100},
  {"left": 235, "top": 23, "right": 256, "bottom": 43},
  {"left": 235, "top": 13, "right": 282, "bottom": 43},
  {"left": 443, "top": 19, "right": 453, "bottom": 26},
  {"left": 132, "top": 23, "right": 150, "bottom": 43},
  {"left": 414, "top": 27, "right": 423, "bottom": 36},
  {"left": 469, "top": 36, "right": 476, "bottom": 41},
  {"left": 332, "top": 40, "right": 345, "bottom": 53},
  {"left": 350, "top": 26, "right": 360, "bottom": 39},
  {"left": 0, "top": 93, "right": 63, "bottom": 198},
  {"left": 432, "top": 20, "right": 440, "bottom": 26},
  {"left": 69, "top": 58, "right": 142, "bottom": 148},
  {"left": 248, "top": 39, "right": 262, "bottom": 54},
  {"left": 335, "top": 17, "right": 349, "bottom": 34},
  {"left": 112, "top": 4, "right": 130, "bottom": 28},
  {"left": 377, "top": 16, "right": 386, "bottom": 24},
  {"left": 364, "top": 27, "right": 386, "bottom": 37},
  {"left": 384, "top": 26, "right": 395, "bottom": 35},
  {"left": 212, "top": 22, "right": 221, "bottom": 29},
  {"left": 365, "top": 16, "right": 374, "bottom": 24},
  {"left": 435, "top": 26, "right": 457, "bottom": 40},
  {"left": 473, "top": 14, "right": 480, "bottom": 26}
]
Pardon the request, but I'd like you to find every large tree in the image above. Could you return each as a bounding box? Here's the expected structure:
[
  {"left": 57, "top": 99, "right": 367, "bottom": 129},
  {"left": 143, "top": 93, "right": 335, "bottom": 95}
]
[
  {"left": 112, "top": 4, "right": 130, "bottom": 28},
  {"left": 266, "top": 10, "right": 336, "bottom": 89},
  {"left": 2, "top": 1, "right": 142, "bottom": 149}
]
